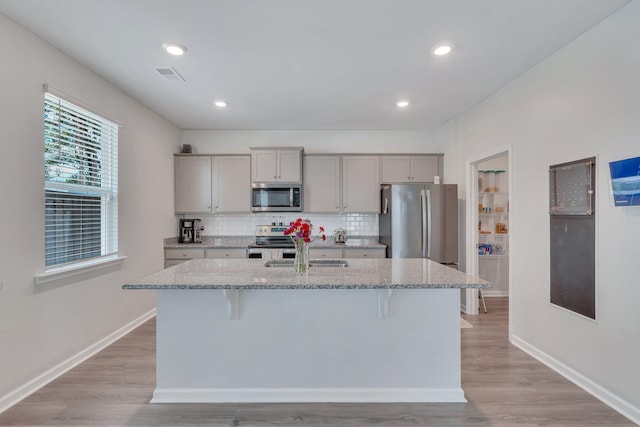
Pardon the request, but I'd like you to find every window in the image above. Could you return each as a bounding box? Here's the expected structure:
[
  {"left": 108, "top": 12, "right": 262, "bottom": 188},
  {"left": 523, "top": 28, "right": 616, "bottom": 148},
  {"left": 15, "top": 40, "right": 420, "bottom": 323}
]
[{"left": 44, "top": 92, "right": 118, "bottom": 269}]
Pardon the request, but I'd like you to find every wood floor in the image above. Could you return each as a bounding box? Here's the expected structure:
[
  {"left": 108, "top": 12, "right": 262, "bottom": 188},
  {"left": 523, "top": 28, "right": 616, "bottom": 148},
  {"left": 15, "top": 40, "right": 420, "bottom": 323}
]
[{"left": 0, "top": 297, "right": 633, "bottom": 426}]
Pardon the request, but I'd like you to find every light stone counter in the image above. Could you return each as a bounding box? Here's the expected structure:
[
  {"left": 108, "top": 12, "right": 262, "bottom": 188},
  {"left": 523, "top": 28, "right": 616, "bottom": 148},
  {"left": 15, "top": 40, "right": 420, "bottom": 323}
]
[
  {"left": 123, "top": 258, "right": 490, "bottom": 404},
  {"left": 124, "top": 258, "right": 490, "bottom": 290}
]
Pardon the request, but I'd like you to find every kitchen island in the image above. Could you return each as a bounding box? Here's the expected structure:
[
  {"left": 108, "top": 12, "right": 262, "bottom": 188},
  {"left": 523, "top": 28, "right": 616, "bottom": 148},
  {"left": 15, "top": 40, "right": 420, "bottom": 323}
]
[{"left": 123, "top": 258, "right": 491, "bottom": 403}]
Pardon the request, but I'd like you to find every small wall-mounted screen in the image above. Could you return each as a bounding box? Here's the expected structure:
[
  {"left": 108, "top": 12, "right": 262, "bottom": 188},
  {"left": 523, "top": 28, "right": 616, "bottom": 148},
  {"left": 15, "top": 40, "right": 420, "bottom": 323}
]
[{"left": 609, "top": 156, "right": 640, "bottom": 207}]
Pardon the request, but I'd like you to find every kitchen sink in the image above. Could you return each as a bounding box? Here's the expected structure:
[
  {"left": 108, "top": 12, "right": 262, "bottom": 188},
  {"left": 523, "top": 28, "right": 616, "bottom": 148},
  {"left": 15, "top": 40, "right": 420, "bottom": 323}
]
[{"left": 264, "top": 259, "right": 349, "bottom": 268}]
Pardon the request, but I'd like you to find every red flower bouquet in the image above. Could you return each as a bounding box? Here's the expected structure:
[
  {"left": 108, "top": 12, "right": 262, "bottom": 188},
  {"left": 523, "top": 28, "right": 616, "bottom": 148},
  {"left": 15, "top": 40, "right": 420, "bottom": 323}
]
[
  {"left": 283, "top": 218, "right": 325, "bottom": 274},
  {"left": 283, "top": 218, "right": 326, "bottom": 244}
]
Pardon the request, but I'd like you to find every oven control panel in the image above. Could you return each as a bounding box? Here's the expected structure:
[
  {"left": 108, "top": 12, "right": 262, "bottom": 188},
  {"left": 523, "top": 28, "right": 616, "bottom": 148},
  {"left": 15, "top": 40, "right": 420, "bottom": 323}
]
[{"left": 255, "top": 225, "right": 289, "bottom": 237}]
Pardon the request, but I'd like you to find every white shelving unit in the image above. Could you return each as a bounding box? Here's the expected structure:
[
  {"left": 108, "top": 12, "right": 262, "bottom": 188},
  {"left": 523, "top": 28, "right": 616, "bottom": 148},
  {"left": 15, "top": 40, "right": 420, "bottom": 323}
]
[{"left": 476, "top": 169, "right": 510, "bottom": 300}]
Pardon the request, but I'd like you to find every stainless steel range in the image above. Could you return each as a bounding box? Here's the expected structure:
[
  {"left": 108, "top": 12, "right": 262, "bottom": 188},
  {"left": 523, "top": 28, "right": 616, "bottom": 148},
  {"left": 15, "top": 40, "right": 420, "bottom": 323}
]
[{"left": 247, "top": 225, "right": 296, "bottom": 258}]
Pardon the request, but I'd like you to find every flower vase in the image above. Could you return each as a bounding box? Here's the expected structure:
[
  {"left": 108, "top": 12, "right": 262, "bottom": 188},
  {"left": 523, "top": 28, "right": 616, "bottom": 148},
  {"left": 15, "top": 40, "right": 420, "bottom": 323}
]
[{"left": 293, "top": 241, "right": 309, "bottom": 275}]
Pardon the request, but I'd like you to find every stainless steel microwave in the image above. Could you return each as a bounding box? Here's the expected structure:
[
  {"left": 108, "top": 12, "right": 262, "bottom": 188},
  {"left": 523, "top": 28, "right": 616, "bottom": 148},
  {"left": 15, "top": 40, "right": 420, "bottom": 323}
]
[{"left": 251, "top": 183, "right": 303, "bottom": 212}]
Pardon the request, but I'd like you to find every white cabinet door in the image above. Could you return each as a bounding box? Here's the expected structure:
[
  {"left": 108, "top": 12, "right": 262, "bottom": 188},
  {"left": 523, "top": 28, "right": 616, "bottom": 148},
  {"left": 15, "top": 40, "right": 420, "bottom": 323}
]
[
  {"left": 251, "top": 150, "right": 278, "bottom": 182},
  {"left": 381, "top": 156, "right": 441, "bottom": 183},
  {"left": 277, "top": 150, "right": 302, "bottom": 182},
  {"left": 174, "top": 156, "right": 212, "bottom": 213},
  {"left": 214, "top": 156, "right": 250, "bottom": 212},
  {"left": 342, "top": 156, "right": 380, "bottom": 212},
  {"left": 410, "top": 156, "right": 440, "bottom": 182},
  {"left": 304, "top": 156, "right": 341, "bottom": 212}
]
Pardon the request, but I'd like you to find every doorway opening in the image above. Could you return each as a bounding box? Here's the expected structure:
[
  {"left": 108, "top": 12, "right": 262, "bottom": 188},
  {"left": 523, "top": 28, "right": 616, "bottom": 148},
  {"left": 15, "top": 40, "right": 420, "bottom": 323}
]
[{"left": 464, "top": 146, "right": 512, "bottom": 337}]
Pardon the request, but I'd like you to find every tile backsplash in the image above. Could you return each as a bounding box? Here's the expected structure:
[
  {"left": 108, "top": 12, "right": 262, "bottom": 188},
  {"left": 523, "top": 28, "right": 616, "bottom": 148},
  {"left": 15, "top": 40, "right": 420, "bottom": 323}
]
[{"left": 176, "top": 213, "right": 378, "bottom": 237}]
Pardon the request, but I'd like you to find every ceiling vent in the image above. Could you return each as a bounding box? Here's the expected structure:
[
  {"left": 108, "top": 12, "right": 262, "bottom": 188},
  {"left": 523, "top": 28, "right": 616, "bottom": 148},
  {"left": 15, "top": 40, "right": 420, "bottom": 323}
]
[{"left": 154, "top": 67, "right": 185, "bottom": 82}]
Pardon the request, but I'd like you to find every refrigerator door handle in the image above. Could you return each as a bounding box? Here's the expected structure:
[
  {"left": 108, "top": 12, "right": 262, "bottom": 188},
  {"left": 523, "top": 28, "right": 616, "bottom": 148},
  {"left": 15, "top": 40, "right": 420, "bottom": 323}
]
[
  {"left": 420, "top": 189, "right": 427, "bottom": 258},
  {"left": 383, "top": 197, "right": 389, "bottom": 214},
  {"left": 426, "top": 189, "right": 432, "bottom": 259}
]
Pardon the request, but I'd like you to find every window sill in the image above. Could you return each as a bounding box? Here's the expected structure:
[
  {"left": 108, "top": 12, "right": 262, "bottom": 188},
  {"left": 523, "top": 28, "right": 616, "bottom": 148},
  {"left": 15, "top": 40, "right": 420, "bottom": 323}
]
[{"left": 34, "top": 255, "right": 127, "bottom": 285}]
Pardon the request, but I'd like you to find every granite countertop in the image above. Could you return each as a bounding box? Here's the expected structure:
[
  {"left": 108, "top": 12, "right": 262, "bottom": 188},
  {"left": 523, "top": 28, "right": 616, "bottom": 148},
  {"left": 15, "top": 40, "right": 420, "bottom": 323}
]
[
  {"left": 164, "top": 236, "right": 385, "bottom": 249},
  {"left": 123, "top": 258, "right": 491, "bottom": 290}
]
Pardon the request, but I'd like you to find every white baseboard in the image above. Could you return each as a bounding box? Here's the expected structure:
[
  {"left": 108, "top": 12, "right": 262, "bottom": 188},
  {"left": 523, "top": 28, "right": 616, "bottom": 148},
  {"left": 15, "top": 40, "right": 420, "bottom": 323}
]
[
  {"left": 482, "top": 290, "right": 509, "bottom": 297},
  {"left": 151, "top": 387, "right": 467, "bottom": 403},
  {"left": 0, "top": 308, "right": 156, "bottom": 414},
  {"left": 511, "top": 334, "right": 640, "bottom": 425}
]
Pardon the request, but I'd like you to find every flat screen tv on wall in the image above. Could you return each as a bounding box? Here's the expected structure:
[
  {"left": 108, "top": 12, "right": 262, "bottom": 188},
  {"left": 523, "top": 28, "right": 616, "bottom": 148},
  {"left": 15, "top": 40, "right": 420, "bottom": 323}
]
[{"left": 609, "top": 155, "right": 640, "bottom": 207}]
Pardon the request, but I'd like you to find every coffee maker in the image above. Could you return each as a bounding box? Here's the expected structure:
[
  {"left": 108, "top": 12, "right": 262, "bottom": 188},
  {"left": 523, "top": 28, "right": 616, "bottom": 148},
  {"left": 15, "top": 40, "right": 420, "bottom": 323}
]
[{"left": 179, "top": 219, "right": 203, "bottom": 243}]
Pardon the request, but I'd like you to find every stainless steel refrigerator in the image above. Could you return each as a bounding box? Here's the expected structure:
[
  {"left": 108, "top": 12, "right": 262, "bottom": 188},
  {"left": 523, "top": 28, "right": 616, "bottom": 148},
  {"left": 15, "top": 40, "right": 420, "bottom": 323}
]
[{"left": 379, "top": 183, "right": 458, "bottom": 265}]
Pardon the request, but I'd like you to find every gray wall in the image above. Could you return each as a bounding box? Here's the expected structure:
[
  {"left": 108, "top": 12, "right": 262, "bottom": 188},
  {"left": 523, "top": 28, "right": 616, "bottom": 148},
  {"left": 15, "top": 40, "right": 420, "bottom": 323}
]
[
  {"left": 450, "top": 2, "right": 640, "bottom": 419},
  {"left": 0, "top": 12, "right": 179, "bottom": 407}
]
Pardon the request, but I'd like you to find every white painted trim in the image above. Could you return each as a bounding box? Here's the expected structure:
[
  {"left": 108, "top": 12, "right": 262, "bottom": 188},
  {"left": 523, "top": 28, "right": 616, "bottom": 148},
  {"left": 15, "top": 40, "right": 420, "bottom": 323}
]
[
  {"left": 464, "top": 144, "right": 513, "bottom": 319},
  {"left": 35, "top": 255, "right": 127, "bottom": 285},
  {"left": 43, "top": 83, "right": 124, "bottom": 126},
  {"left": 460, "top": 301, "right": 468, "bottom": 313},
  {"left": 151, "top": 387, "right": 467, "bottom": 403},
  {"left": 548, "top": 301, "right": 599, "bottom": 324},
  {"left": 511, "top": 335, "right": 640, "bottom": 425},
  {"left": 482, "top": 290, "right": 510, "bottom": 298},
  {"left": 464, "top": 159, "right": 479, "bottom": 315},
  {"left": 0, "top": 309, "right": 156, "bottom": 415}
]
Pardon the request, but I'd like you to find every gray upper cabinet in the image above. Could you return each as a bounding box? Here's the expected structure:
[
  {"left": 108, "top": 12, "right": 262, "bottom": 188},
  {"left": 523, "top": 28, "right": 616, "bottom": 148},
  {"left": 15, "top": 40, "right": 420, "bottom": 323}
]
[
  {"left": 213, "top": 156, "right": 251, "bottom": 212},
  {"left": 304, "top": 156, "right": 341, "bottom": 212},
  {"left": 174, "top": 155, "right": 251, "bottom": 213},
  {"left": 174, "top": 155, "right": 212, "bottom": 213},
  {"left": 342, "top": 156, "right": 380, "bottom": 213},
  {"left": 251, "top": 147, "right": 303, "bottom": 183},
  {"left": 304, "top": 155, "right": 381, "bottom": 213},
  {"left": 381, "top": 155, "right": 442, "bottom": 183}
]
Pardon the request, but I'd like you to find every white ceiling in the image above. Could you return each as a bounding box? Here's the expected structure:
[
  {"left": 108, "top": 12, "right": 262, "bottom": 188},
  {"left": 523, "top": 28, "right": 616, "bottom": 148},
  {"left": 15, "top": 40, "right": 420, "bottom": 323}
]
[{"left": 0, "top": 0, "right": 630, "bottom": 130}]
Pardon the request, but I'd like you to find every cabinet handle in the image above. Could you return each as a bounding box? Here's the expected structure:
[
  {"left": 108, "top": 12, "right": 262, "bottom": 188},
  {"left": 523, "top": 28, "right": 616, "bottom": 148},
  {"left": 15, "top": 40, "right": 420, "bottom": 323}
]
[
  {"left": 225, "top": 253, "right": 230, "bottom": 257},
  {"left": 362, "top": 253, "right": 368, "bottom": 257}
]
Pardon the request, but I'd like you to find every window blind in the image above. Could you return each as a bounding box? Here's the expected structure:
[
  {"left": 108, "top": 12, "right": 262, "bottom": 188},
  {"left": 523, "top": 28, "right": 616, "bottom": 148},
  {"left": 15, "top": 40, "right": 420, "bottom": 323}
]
[{"left": 44, "top": 93, "right": 118, "bottom": 268}]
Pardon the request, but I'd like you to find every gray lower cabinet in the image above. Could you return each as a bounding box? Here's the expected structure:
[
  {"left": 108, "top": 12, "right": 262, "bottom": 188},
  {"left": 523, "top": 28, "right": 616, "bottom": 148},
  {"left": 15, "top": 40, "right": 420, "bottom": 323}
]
[
  {"left": 344, "top": 248, "right": 386, "bottom": 259},
  {"left": 309, "top": 248, "right": 344, "bottom": 259},
  {"left": 164, "top": 247, "right": 247, "bottom": 267},
  {"left": 309, "top": 247, "right": 386, "bottom": 259},
  {"left": 164, "top": 248, "right": 206, "bottom": 268},
  {"left": 205, "top": 248, "right": 247, "bottom": 259},
  {"left": 164, "top": 246, "right": 382, "bottom": 268}
]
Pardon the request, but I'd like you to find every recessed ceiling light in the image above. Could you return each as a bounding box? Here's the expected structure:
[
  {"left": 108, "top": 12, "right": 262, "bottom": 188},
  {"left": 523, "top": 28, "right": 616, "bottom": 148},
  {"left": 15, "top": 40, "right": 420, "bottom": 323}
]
[
  {"left": 396, "top": 100, "right": 410, "bottom": 108},
  {"left": 214, "top": 100, "right": 228, "bottom": 108},
  {"left": 163, "top": 42, "right": 187, "bottom": 56},
  {"left": 432, "top": 43, "right": 453, "bottom": 56}
]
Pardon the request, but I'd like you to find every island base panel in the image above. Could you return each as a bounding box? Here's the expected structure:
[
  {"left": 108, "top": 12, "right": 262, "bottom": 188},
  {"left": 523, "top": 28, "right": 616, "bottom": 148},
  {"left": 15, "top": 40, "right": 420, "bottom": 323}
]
[{"left": 154, "top": 288, "right": 465, "bottom": 403}]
